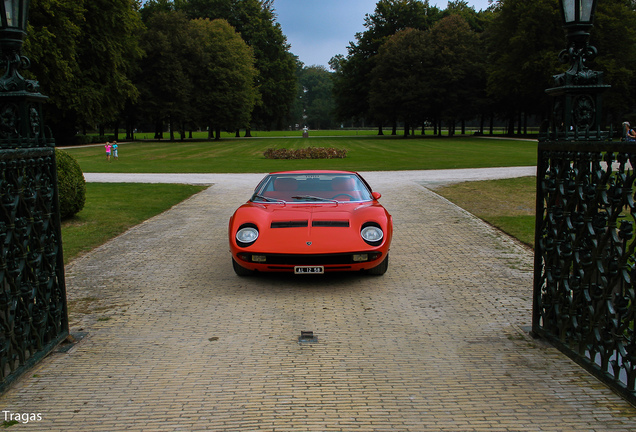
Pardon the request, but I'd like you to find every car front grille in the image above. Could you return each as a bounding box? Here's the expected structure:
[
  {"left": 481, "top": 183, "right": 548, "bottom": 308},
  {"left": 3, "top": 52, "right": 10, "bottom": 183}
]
[{"left": 238, "top": 252, "right": 381, "bottom": 266}]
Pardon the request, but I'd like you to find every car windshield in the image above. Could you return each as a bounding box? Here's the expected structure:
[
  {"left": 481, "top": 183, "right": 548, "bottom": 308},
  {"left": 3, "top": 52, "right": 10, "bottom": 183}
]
[{"left": 251, "top": 173, "right": 373, "bottom": 203}]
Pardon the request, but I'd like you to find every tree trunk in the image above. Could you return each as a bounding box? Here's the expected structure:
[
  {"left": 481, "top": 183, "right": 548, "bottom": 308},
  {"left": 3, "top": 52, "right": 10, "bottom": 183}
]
[{"left": 155, "top": 120, "right": 163, "bottom": 140}]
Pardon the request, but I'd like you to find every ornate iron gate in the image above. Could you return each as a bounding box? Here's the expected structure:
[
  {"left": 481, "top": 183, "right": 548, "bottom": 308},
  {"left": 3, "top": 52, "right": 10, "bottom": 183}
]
[
  {"left": 533, "top": 139, "right": 636, "bottom": 406},
  {"left": 0, "top": 138, "right": 68, "bottom": 393},
  {"left": 0, "top": 0, "right": 68, "bottom": 389}
]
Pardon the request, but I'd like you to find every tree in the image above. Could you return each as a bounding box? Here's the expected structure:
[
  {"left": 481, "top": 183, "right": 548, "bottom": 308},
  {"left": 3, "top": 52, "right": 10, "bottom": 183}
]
[
  {"left": 486, "top": 0, "right": 565, "bottom": 134},
  {"left": 369, "top": 15, "right": 484, "bottom": 136},
  {"left": 23, "top": 0, "right": 143, "bottom": 142},
  {"left": 298, "top": 66, "right": 336, "bottom": 130},
  {"left": 425, "top": 15, "right": 485, "bottom": 134},
  {"left": 74, "top": 0, "right": 144, "bottom": 136},
  {"left": 136, "top": 11, "right": 196, "bottom": 139},
  {"left": 369, "top": 28, "right": 430, "bottom": 134},
  {"left": 23, "top": 0, "right": 85, "bottom": 143},
  {"left": 178, "top": 0, "right": 297, "bottom": 131},
  {"left": 189, "top": 18, "right": 258, "bottom": 139},
  {"left": 332, "top": 0, "right": 442, "bottom": 129},
  {"left": 591, "top": 0, "right": 636, "bottom": 122}
]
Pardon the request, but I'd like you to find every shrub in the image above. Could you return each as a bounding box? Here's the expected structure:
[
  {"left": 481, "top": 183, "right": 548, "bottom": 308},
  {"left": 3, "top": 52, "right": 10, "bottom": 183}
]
[
  {"left": 55, "top": 149, "right": 86, "bottom": 219},
  {"left": 263, "top": 147, "right": 347, "bottom": 159}
]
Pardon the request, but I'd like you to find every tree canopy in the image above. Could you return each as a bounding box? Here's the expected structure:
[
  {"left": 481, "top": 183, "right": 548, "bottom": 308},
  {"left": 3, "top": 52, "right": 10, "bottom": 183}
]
[{"left": 19, "top": 0, "right": 636, "bottom": 140}]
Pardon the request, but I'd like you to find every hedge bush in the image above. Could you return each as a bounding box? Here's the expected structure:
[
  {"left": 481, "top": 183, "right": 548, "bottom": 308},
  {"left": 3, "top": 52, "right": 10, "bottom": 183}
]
[
  {"left": 55, "top": 149, "right": 86, "bottom": 219},
  {"left": 263, "top": 147, "right": 347, "bottom": 159}
]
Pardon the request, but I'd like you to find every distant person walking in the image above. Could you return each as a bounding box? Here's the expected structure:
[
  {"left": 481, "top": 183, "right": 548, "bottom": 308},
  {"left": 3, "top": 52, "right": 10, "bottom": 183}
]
[
  {"left": 112, "top": 141, "right": 118, "bottom": 160},
  {"left": 105, "top": 142, "right": 112, "bottom": 162}
]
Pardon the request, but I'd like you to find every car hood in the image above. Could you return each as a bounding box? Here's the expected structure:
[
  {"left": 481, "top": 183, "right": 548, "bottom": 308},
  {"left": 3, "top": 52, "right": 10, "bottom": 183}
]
[{"left": 230, "top": 201, "right": 391, "bottom": 254}]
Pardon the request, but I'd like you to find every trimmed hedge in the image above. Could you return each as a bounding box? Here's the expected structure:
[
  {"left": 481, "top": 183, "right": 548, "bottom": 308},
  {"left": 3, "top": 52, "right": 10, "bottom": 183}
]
[
  {"left": 55, "top": 149, "right": 86, "bottom": 219},
  {"left": 263, "top": 147, "right": 347, "bottom": 159}
]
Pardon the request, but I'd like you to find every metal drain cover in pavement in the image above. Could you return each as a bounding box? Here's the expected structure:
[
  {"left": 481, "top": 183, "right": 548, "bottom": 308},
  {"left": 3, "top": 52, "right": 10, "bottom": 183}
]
[{"left": 298, "top": 331, "right": 317, "bottom": 343}]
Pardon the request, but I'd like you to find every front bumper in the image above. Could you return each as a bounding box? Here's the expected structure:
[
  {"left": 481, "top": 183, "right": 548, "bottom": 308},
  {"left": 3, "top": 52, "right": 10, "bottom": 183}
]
[{"left": 233, "top": 251, "right": 386, "bottom": 272}]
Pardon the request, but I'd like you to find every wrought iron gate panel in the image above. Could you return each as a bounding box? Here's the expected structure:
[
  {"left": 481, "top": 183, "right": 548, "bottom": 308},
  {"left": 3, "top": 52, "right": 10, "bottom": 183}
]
[
  {"left": 0, "top": 145, "right": 68, "bottom": 391},
  {"left": 534, "top": 141, "right": 636, "bottom": 405}
]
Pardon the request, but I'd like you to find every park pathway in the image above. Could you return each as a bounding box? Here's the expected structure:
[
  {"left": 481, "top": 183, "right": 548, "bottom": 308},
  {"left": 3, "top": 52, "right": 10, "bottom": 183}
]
[{"left": 1, "top": 169, "right": 636, "bottom": 431}]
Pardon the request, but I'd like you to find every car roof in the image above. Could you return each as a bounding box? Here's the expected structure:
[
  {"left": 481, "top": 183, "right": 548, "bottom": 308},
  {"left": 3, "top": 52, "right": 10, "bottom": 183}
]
[{"left": 269, "top": 170, "right": 357, "bottom": 175}]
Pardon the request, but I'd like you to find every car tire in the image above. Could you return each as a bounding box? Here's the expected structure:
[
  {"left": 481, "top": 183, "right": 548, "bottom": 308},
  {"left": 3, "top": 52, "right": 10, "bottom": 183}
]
[
  {"left": 232, "top": 258, "right": 255, "bottom": 276},
  {"left": 367, "top": 254, "right": 389, "bottom": 276}
]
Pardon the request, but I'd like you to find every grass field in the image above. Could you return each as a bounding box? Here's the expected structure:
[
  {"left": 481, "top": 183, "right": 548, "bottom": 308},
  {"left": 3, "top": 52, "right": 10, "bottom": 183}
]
[
  {"left": 60, "top": 135, "right": 539, "bottom": 263},
  {"left": 436, "top": 176, "right": 536, "bottom": 248},
  {"left": 63, "top": 135, "right": 537, "bottom": 173}
]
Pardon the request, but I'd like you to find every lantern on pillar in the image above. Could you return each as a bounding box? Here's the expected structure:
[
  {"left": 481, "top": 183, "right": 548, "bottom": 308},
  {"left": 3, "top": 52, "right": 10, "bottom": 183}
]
[
  {"left": 546, "top": 0, "right": 609, "bottom": 140},
  {"left": 0, "top": 0, "right": 49, "bottom": 146}
]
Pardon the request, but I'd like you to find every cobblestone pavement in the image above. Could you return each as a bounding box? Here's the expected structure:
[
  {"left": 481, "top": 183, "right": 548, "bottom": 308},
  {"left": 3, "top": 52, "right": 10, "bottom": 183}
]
[{"left": 2, "top": 171, "right": 636, "bottom": 431}]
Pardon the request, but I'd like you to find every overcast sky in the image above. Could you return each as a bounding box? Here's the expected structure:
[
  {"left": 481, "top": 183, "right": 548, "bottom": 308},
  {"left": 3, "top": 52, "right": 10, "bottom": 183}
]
[{"left": 273, "top": 0, "right": 494, "bottom": 68}]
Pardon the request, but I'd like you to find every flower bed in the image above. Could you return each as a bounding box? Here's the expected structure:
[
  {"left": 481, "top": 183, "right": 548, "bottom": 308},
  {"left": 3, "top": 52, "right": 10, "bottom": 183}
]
[{"left": 263, "top": 147, "right": 347, "bottom": 160}]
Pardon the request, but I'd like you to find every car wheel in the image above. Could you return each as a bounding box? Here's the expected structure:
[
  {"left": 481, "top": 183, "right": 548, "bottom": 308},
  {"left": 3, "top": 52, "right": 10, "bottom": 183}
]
[
  {"left": 232, "top": 258, "right": 255, "bottom": 276},
  {"left": 367, "top": 254, "right": 389, "bottom": 276}
]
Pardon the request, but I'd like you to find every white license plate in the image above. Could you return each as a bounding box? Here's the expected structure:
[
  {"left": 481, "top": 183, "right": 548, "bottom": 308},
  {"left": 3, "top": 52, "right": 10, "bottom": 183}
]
[{"left": 294, "top": 266, "right": 324, "bottom": 274}]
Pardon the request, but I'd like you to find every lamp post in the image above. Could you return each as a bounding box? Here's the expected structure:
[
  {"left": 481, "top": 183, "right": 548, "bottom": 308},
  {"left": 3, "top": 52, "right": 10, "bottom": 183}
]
[
  {"left": 0, "top": 0, "right": 48, "bottom": 146},
  {"left": 534, "top": 0, "right": 636, "bottom": 407},
  {"left": 545, "top": 0, "right": 609, "bottom": 140},
  {"left": 0, "top": 0, "right": 67, "bottom": 392}
]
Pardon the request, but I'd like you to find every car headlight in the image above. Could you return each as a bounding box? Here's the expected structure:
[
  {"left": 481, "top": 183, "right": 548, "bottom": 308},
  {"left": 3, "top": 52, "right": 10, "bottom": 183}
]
[
  {"left": 361, "top": 224, "right": 383, "bottom": 245},
  {"left": 236, "top": 225, "right": 259, "bottom": 247}
]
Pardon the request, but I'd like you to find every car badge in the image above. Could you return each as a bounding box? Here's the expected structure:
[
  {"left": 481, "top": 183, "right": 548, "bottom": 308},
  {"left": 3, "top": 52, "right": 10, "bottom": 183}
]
[{"left": 306, "top": 241, "right": 312, "bottom": 246}]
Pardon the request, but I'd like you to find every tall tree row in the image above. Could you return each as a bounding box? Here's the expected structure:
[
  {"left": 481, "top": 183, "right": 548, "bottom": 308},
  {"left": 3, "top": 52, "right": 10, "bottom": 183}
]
[
  {"left": 20, "top": 0, "right": 636, "bottom": 140},
  {"left": 333, "top": 0, "right": 636, "bottom": 135},
  {"left": 22, "top": 0, "right": 296, "bottom": 142}
]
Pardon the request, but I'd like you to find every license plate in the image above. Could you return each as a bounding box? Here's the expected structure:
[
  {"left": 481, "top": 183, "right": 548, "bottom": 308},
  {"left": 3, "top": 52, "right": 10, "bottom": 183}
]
[{"left": 294, "top": 266, "right": 324, "bottom": 274}]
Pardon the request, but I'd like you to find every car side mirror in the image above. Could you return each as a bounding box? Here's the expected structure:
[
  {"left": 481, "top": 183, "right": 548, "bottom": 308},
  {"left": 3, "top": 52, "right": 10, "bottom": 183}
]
[{"left": 372, "top": 192, "right": 382, "bottom": 200}]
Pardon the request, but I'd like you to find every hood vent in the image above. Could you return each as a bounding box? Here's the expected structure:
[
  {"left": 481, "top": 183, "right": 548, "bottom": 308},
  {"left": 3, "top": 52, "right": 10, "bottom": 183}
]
[
  {"left": 271, "top": 220, "right": 308, "bottom": 228},
  {"left": 312, "top": 220, "right": 350, "bottom": 227}
]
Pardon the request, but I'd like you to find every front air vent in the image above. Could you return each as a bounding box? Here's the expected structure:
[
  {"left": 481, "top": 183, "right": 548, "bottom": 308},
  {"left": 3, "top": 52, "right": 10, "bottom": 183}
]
[
  {"left": 312, "top": 220, "right": 350, "bottom": 227},
  {"left": 271, "top": 220, "right": 308, "bottom": 228}
]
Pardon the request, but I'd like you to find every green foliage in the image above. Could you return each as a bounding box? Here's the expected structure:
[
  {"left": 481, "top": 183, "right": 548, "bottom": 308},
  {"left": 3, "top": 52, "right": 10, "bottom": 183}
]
[
  {"left": 24, "top": 0, "right": 143, "bottom": 141},
  {"left": 171, "top": 0, "right": 297, "bottom": 130},
  {"left": 297, "top": 66, "right": 335, "bottom": 129},
  {"left": 486, "top": 0, "right": 563, "bottom": 118},
  {"left": 370, "top": 14, "right": 485, "bottom": 131},
  {"left": 263, "top": 147, "right": 347, "bottom": 159},
  {"left": 55, "top": 149, "right": 86, "bottom": 219},
  {"left": 190, "top": 18, "right": 258, "bottom": 136},
  {"left": 137, "top": 11, "right": 196, "bottom": 138},
  {"left": 593, "top": 0, "right": 636, "bottom": 121}
]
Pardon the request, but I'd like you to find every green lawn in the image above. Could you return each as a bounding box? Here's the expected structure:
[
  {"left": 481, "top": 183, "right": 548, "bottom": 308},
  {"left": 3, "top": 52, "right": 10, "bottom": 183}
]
[
  {"left": 61, "top": 183, "right": 206, "bottom": 263},
  {"left": 60, "top": 136, "right": 539, "bottom": 263},
  {"left": 436, "top": 176, "right": 536, "bottom": 248},
  {"left": 64, "top": 135, "right": 537, "bottom": 174}
]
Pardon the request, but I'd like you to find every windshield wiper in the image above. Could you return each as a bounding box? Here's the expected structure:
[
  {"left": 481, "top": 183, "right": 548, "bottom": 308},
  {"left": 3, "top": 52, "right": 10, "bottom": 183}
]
[
  {"left": 291, "top": 195, "right": 337, "bottom": 202},
  {"left": 252, "top": 194, "right": 285, "bottom": 203}
]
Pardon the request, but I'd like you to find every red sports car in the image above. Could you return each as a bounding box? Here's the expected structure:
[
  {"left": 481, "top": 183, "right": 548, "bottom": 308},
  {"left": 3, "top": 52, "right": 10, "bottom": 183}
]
[{"left": 229, "top": 170, "right": 393, "bottom": 276}]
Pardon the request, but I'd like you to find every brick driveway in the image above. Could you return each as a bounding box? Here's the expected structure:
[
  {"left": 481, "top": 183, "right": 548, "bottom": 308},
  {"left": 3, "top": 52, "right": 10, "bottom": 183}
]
[{"left": 1, "top": 171, "right": 636, "bottom": 431}]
